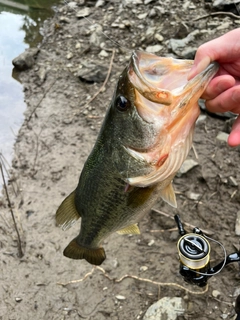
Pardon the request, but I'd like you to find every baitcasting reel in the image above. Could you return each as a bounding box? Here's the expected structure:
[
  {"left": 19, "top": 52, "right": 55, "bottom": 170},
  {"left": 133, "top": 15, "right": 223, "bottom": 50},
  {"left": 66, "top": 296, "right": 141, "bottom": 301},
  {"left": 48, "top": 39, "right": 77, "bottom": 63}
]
[{"left": 175, "top": 214, "right": 240, "bottom": 287}]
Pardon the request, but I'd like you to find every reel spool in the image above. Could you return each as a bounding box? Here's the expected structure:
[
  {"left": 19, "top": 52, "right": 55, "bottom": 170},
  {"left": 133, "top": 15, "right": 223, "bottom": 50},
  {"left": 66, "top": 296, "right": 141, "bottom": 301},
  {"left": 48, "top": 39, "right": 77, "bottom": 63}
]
[{"left": 177, "top": 233, "right": 210, "bottom": 271}]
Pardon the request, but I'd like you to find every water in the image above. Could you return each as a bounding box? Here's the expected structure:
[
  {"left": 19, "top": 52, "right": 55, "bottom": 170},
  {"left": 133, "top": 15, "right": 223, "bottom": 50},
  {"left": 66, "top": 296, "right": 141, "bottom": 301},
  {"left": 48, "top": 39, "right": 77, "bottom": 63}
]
[{"left": 0, "top": 0, "right": 61, "bottom": 166}]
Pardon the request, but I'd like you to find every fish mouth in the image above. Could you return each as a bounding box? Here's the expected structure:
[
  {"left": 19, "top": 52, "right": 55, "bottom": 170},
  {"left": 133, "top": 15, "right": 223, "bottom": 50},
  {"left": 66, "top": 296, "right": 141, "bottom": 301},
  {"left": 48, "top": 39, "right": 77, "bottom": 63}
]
[
  {"left": 124, "top": 51, "right": 219, "bottom": 188},
  {"left": 128, "top": 50, "right": 219, "bottom": 123}
]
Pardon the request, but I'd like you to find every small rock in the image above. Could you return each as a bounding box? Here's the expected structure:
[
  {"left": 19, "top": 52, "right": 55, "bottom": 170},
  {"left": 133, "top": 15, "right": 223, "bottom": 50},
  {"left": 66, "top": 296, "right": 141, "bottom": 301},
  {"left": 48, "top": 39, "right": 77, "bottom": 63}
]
[
  {"left": 76, "top": 7, "right": 91, "bottom": 18},
  {"left": 146, "top": 27, "right": 157, "bottom": 37},
  {"left": 95, "top": 0, "right": 105, "bottom": 7},
  {"left": 67, "top": 1, "right": 78, "bottom": 9},
  {"left": 148, "top": 239, "right": 155, "bottom": 246},
  {"left": 233, "top": 287, "right": 240, "bottom": 297},
  {"left": 144, "top": 0, "right": 155, "bottom": 3},
  {"left": 115, "top": 295, "right": 126, "bottom": 300},
  {"left": 59, "top": 16, "right": 70, "bottom": 23},
  {"left": 90, "top": 24, "right": 104, "bottom": 46},
  {"left": 196, "top": 114, "right": 207, "bottom": 125},
  {"left": 228, "top": 176, "right": 238, "bottom": 187},
  {"left": 212, "top": 290, "right": 221, "bottom": 298},
  {"left": 216, "top": 132, "right": 229, "bottom": 143},
  {"left": 180, "top": 47, "right": 197, "bottom": 59},
  {"left": 185, "top": 191, "right": 201, "bottom": 201},
  {"left": 15, "top": 297, "right": 22, "bottom": 303},
  {"left": 177, "top": 159, "right": 199, "bottom": 177},
  {"left": 99, "top": 50, "right": 109, "bottom": 58},
  {"left": 140, "top": 266, "right": 148, "bottom": 272},
  {"left": 235, "top": 211, "right": 240, "bottom": 236},
  {"left": 66, "top": 52, "right": 73, "bottom": 60},
  {"left": 143, "top": 297, "right": 185, "bottom": 320},
  {"left": 169, "top": 34, "right": 194, "bottom": 53},
  {"left": 154, "top": 33, "right": 164, "bottom": 42},
  {"left": 146, "top": 45, "right": 163, "bottom": 53},
  {"left": 75, "top": 42, "right": 81, "bottom": 49},
  {"left": 213, "top": 0, "right": 240, "bottom": 8},
  {"left": 12, "top": 48, "right": 39, "bottom": 71},
  {"left": 216, "top": 22, "right": 231, "bottom": 31},
  {"left": 138, "top": 12, "right": 148, "bottom": 19},
  {"left": 77, "top": 64, "right": 108, "bottom": 83}
]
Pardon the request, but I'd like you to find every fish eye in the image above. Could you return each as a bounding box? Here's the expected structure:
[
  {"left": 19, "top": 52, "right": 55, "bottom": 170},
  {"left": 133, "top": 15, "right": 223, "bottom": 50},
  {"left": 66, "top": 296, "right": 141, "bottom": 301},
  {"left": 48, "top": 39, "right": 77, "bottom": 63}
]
[{"left": 116, "top": 95, "right": 131, "bottom": 112}]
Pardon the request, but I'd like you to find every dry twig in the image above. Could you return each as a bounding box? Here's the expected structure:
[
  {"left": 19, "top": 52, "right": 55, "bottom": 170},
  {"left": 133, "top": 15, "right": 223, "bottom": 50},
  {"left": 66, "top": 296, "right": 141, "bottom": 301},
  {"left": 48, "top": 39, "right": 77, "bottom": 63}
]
[
  {"left": 26, "top": 78, "right": 58, "bottom": 125},
  {"left": 193, "top": 11, "right": 240, "bottom": 21},
  {"left": 151, "top": 208, "right": 215, "bottom": 236},
  {"left": 0, "top": 162, "right": 23, "bottom": 258},
  {"left": 58, "top": 266, "right": 208, "bottom": 295},
  {"left": 86, "top": 49, "right": 116, "bottom": 107}
]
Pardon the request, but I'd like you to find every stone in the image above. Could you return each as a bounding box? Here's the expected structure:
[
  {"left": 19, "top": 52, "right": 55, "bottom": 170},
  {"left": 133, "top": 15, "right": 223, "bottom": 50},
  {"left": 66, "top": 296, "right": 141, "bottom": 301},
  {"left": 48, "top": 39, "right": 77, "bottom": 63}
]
[
  {"left": 140, "top": 266, "right": 148, "bottom": 272},
  {"left": 95, "top": 0, "right": 105, "bottom": 7},
  {"left": 77, "top": 63, "right": 108, "bottom": 83},
  {"left": 146, "top": 45, "right": 163, "bottom": 53},
  {"left": 99, "top": 50, "right": 109, "bottom": 58},
  {"left": 169, "top": 30, "right": 200, "bottom": 54},
  {"left": 216, "top": 132, "right": 229, "bottom": 143},
  {"left": 177, "top": 159, "right": 199, "bottom": 177},
  {"left": 66, "top": 52, "right": 73, "bottom": 60},
  {"left": 138, "top": 12, "right": 148, "bottom": 19},
  {"left": 148, "top": 239, "right": 155, "bottom": 246},
  {"left": 59, "top": 16, "right": 70, "bottom": 23},
  {"left": 154, "top": 34, "right": 164, "bottom": 42},
  {"left": 212, "top": 290, "right": 221, "bottom": 298},
  {"left": 143, "top": 297, "right": 185, "bottom": 320},
  {"left": 185, "top": 191, "right": 201, "bottom": 201},
  {"left": 115, "top": 295, "right": 126, "bottom": 300},
  {"left": 229, "top": 176, "right": 238, "bottom": 187},
  {"left": 76, "top": 7, "right": 91, "bottom": 18},
  {"left": 196, "top": 114, "right": 207, "bottom": 125},
  {"left": 235, "top": 211, "right": 240, "bottom": 236},
  {"left": 213, "top": 0, "right": 240, "bottom": 8},
  {"left": 12, "top": 48, "right": 39, "bottom": 71}
]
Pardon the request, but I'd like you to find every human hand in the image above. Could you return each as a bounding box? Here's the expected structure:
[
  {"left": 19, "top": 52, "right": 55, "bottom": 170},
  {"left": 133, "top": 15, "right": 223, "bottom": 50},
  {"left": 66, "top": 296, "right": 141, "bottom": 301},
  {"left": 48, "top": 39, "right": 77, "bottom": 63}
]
[{"left": 188, "top": 28, "right": 240, "bottom": 147}]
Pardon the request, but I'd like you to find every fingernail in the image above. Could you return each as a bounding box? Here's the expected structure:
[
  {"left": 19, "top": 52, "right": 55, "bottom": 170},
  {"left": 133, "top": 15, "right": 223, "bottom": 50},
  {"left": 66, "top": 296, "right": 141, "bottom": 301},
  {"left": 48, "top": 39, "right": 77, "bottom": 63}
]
[
  {"left": 188, "top": 57, "right": 211, "bottom": 80},
  {"left": 232, "top": 90, "right": 240, "bottom": 103}
]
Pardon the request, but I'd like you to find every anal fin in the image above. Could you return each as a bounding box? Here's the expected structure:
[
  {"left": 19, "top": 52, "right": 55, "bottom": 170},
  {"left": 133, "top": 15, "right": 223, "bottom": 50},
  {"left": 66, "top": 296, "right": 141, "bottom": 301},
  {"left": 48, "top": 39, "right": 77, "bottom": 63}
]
[
  {"left": 56, "top": 191, "right": 80, "bottom": 230},
  {"left": 64, "top": 238, "right": 106, "bottom": 266},
  {"left": 159, "top": 182, "right": 177, "bottom": 208},
  {"left": 117, "top": 223, "right": 140, "bottom": 235}
]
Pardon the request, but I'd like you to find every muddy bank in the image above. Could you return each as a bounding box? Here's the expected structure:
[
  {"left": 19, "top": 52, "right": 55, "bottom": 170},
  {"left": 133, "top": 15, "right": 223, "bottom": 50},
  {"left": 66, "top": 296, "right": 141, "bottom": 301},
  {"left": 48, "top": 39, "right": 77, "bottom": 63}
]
[{"left": 1, "top": 1, "right": 240, "bottom": 319}]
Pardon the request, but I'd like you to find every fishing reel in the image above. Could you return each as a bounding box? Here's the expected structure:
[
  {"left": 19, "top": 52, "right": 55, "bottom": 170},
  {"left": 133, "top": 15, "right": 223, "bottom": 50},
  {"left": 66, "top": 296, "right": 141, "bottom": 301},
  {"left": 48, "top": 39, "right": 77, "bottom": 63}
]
[{"left": 175, "top": 214, "right": 240, "bottom": 287}]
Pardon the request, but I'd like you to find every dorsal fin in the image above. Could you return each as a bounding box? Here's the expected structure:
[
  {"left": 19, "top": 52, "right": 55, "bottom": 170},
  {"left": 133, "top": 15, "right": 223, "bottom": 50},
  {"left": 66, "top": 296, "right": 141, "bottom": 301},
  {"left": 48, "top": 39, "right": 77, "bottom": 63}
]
[{"left": 56, "top": 191, "right": 80, "bottom": 230}]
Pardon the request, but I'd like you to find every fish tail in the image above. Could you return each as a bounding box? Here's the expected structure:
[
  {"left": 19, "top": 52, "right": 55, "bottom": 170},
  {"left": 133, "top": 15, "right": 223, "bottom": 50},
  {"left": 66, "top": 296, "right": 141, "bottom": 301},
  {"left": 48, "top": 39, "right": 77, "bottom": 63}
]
[{"left": 63, "top": 238, "right": 106, "bottom": 266}]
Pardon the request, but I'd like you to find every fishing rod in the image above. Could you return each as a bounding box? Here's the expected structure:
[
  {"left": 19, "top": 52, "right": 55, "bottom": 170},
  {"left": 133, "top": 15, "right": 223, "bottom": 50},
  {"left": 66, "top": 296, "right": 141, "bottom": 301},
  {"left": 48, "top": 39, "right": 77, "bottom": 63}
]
[{"left": 174, "top": 214, "right": 240, "bottom": 317}]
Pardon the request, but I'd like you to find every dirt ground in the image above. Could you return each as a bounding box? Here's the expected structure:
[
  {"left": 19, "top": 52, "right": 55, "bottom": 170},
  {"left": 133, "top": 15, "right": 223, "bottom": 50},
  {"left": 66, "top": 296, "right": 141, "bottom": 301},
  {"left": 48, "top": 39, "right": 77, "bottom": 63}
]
[{"left": 1, "top": 0, "right": 240, "bottom": 319}]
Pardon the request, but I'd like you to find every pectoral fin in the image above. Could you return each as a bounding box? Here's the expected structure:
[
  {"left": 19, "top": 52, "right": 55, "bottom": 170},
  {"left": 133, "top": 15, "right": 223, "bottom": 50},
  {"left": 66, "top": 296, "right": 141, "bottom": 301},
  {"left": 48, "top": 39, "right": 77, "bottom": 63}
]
[
  {"left": 64, "top": 238, "right": 106, "bottom": 266},
  {"left": 117, "top": 223, "right": 140, "bottom": 235},
  {"left": 159, "top": 182, "right": 177, "bottom": 208},
  {"left": 56, "top": 191, "right": 80, "bottom": 230}
]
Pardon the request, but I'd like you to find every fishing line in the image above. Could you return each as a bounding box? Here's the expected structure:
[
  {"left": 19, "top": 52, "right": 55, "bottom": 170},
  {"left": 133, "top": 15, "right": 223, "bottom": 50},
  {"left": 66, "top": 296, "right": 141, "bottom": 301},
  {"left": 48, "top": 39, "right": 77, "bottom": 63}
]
[{"left": 190, "top": 235, "right": 227, "bottom": 277}]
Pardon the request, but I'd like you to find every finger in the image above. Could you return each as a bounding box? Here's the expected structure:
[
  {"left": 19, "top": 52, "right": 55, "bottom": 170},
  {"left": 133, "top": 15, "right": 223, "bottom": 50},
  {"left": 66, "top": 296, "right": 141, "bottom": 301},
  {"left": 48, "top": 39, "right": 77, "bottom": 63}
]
[
  {"left": 205, "top": 85, "right": 240, "bottom": 114},
  {"left": 201, "top": 75, "right": 235, "bottom": 100},
  {"left": 228, "top": 115, "right": 240, "bottom": 147}
]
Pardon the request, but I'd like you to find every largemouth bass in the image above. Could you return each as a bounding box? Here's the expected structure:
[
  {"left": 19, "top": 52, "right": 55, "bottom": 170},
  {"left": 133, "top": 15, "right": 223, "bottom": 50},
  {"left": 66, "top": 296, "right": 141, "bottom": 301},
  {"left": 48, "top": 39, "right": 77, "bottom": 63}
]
[{"left": 56, "top": 51, "right": 218, "bottom": 265}]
